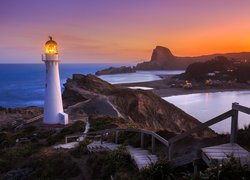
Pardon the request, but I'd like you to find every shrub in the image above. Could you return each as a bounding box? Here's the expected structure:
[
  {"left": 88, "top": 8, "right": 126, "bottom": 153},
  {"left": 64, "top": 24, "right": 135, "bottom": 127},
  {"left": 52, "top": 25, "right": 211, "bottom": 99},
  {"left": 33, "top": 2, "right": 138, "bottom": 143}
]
[
  {"left": 36, "top": 129, "right": 56, "bottom": 139},
  {"left": 27, "top": 150, "right": 81, "bottom": 179},
  {"left": 0, "top": 132, "right": 15, "bottom": 149},
  {"left": 87, "top": 147, "right": 137, "bottom": 179},
  {"left": 47, "top": 120, "right": 86, "bottom": 145},
  {"left": 140, "top": 158, "right": 176, "bottom": 180},
  {"left": 0, "top": 159, "right": 11, "bottom": 173},
  {"left": 60, "top": 120, "right": 86, "bottom": 135},
  {"left": 88, "top": 115, "right": 124, "bottom": 132},
  {"left": 2, "top": 143, "right": 41, "bottom": 163},
  {"left": 23, "top": 125, "right": 37, "bottom": 134},
  {"left": 70, "top": 140, "right": 90, "bottom": 158},
  {"left": 200, "top": 155, "right": 249, "bottom": 180}
]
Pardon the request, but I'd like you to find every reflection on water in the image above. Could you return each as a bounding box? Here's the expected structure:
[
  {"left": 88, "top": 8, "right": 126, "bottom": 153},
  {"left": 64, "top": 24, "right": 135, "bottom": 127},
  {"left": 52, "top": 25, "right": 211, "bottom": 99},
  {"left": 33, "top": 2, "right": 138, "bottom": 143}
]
[
  {"left": 163, "top": 91, "right": 250, "bottom": 133},
  {"left": 99, "top": 70, "right": 184, "bottom": 84}
]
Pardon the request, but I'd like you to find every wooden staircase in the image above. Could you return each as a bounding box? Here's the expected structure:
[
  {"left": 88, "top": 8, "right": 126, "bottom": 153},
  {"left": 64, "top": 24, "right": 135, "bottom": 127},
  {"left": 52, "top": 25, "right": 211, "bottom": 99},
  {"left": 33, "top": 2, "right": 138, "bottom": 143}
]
[
  {"left": 87, "top": 141, "right": 121, "bottom": 152},
  {"left": 64, "top": 103, "right": 250, "bottom": 170},
  {"left": 87, "top": 141, "right": 158, "bottom": 170},
  {"left": 127, "top": 145, "right": 158, "bottom": 170},
  {"left": 171, "top": 151, "right": 200, "bottom": 167}
]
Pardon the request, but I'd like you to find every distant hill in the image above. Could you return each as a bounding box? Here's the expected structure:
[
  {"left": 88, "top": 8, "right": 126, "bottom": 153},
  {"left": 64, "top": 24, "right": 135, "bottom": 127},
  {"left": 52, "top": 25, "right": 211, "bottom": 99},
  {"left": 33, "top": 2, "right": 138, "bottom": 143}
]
[
  {"left": 184, "top": 56, "right": 250, "bottom": 82},
  {"left": 95, "top": 66, "right": 136, "bottom": 75},
  {"left": 136, "top": 46, "right": 250, "bottom": 70}
]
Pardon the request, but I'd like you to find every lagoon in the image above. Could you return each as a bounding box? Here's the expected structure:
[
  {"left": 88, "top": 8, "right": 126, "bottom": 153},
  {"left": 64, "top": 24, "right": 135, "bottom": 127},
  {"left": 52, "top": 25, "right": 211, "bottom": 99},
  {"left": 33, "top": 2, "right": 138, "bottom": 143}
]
[{"left": 164, "top": 91, "right": 250, "bottom": 133}]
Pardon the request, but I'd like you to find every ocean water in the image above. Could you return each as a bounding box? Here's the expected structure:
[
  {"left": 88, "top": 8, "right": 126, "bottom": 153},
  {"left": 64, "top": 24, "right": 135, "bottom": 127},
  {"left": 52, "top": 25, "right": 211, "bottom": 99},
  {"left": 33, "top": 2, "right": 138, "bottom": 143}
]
[
  {"left": 0, "top": 64, "right": 127, "bottom": 107},
  {"left": 0, "top": 64, "right": 182, "bottom": 108},
  {"left": 164, "top": 91, "right": 250, "bottom": 133}
]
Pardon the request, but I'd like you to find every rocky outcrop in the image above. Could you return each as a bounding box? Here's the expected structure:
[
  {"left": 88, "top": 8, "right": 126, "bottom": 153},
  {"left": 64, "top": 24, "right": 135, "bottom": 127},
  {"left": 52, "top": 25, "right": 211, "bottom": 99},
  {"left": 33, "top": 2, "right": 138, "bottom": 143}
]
[
  {"left": 62, "top": 74, "right": 215, "bottom": 137},
  {"left": 95, "top": 66, "right": 136, "bottom": 75},
  {"left": 136, "top": 46, "right": 250, "bottom": 70},
  {"left": 136, "top": 46, "right": 190, "bottom": 70},
  {"left": 150, "top": 46, "right": 176, "bottom": 62}
]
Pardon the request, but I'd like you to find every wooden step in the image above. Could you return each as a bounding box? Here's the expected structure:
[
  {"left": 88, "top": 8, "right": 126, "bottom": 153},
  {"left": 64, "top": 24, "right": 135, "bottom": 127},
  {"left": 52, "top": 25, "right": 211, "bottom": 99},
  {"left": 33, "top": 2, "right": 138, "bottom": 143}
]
[
  {"left": 201, "top": 143, "right": 249, "bottom": 166},
  {"left": 127, "top": 146, "right": 158, "bottom": 170}
]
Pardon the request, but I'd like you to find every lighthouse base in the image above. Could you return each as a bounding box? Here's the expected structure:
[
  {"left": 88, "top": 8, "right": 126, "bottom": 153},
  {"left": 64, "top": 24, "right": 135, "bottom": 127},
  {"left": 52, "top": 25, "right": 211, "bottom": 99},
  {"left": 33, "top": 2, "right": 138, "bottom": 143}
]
[
  {"left": 59, "top": 112, "right": 69, "bottom": 125},
  {"left": 43, "top": 112, "right": 69, "bottom": 126}
]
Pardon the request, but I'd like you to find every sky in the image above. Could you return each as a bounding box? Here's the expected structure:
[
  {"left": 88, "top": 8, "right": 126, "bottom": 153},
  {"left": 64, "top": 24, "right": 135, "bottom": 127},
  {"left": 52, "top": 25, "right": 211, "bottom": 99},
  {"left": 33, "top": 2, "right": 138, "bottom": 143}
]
[{"left": 0, "top": 0, "right": 250, "bottom": 63}]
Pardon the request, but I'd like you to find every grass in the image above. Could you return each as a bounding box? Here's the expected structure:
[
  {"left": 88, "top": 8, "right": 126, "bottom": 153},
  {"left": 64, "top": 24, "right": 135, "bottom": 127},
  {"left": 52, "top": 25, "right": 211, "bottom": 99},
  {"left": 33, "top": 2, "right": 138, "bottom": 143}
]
[
  {"left": 70, "top": 139, "right": 90, "bottom": 158},
  {"left": 88, "top": 115, "right": 125, "bottom": 132},
  {"left": 140, "top": 158, "right": 177, "bottom": 180},
  {"left": 47, "top": 120, "right": 86, "bottom": 145},
  {"left": 25, "top": 149, "right": 81, "bottom": 179},
  {"left": 0, "top": 120, "right": 85, "bottom": 177},
  {"left": 182, "top": 155, "right": 250, "bottom": 180},
  {"left": 87, "top": 146, "right": 139, "bottom": 179}
]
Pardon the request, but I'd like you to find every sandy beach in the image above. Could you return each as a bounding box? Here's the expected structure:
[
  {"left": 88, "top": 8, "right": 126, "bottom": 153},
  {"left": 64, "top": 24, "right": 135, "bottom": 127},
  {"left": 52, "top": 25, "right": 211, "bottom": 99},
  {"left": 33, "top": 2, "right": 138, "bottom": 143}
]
[{"left": 117, "top": 75, "right": 250, "bottom": 97}]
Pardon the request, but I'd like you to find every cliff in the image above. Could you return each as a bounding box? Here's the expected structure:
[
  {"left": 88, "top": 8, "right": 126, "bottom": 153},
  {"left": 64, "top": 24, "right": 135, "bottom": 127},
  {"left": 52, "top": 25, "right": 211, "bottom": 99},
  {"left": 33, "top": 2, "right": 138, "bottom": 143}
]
[
  {"left": 136, "top": 46, "right": 250, "bottom": 70},
  {"left": 62, "top": 74, "right": 215, "bottom": 137}
]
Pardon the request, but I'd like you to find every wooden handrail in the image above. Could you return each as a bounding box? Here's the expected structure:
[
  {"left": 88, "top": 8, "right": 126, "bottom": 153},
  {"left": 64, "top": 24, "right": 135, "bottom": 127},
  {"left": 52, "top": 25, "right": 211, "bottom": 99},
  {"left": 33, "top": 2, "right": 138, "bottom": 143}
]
[
  {"left": 233, "top": 103, "right": 250, "bottom": 115},
  {"left": 169, "top": 110, "right": 234, "bottom": 144},
  {"left": 87, "top": 128, "right": 169, "bottom": 147},
  {"left": 65, "top": 103, "right": 250, "bottom": 161}
]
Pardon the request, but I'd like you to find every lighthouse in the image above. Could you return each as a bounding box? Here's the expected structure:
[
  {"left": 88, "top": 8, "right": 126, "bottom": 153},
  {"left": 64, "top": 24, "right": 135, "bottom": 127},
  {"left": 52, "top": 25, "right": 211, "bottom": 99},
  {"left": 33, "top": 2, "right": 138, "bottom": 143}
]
[{"left": 42, "top": 36, "right": 68, "bottom": 125}]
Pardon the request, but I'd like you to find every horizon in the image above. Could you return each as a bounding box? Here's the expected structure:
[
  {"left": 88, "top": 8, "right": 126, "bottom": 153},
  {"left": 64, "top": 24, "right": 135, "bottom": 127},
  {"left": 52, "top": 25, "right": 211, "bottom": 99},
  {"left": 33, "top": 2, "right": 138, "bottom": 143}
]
[
  {"left": 1, "top": 0, "right": 250, "bottom": 63},
  {"left": 1, "top": 49, "right": 250, "bottom": 64}
]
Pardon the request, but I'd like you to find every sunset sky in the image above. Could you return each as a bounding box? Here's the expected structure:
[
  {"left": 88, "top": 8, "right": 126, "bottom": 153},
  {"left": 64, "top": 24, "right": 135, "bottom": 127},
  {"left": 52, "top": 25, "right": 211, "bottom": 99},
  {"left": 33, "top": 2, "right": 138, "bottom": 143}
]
[{"left": 1, "top": 0, "right": 250, "bottom": 63}]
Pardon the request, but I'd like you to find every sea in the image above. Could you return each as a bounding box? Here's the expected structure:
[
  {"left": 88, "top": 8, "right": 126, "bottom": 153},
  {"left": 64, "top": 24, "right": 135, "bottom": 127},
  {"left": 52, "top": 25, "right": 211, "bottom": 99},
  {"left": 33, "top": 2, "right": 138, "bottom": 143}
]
[
  {"left": 0, "top": 64, "right": 182, "bottom": 108},
  {"left": 1, "top": 64, "right": 250, "bottom": 133}
]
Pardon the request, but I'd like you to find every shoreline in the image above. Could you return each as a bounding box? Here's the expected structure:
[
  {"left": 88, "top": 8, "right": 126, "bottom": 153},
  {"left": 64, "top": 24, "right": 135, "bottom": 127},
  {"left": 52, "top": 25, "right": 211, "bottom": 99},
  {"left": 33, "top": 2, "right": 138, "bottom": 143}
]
[{"left": 116, "top": 74, "right": 250, "bottom": 97}]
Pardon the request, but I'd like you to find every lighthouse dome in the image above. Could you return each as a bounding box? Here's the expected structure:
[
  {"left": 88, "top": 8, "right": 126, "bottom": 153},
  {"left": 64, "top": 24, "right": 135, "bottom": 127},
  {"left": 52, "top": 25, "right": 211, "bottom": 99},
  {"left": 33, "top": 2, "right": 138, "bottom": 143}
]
[{"left": 45, "top": 36, "right": 58, "bottom": 54}]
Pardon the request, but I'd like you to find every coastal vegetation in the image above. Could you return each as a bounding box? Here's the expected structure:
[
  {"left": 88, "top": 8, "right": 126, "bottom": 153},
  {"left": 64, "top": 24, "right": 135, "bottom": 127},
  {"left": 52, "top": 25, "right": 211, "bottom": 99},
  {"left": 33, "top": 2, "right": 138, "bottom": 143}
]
[
  {"left": 2, "top": 113, "right": 250, "bottom": 179},
  {"left": 1, "top": 74, "right": 250, "bottom": 179},
  {"left": 185, "top": 56, "right": 250, "bottom": 83}
]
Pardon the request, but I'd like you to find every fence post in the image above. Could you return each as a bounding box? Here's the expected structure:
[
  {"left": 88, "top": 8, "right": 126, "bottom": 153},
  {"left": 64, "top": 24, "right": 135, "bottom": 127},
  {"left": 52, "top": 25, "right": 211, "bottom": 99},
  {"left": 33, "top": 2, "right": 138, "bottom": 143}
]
[
  {"left": 151, "top": 135, "right": 155, "bottom": 154},
  {"left": 115, "top": 131, "right": 119, "bottom": 144},
  {"left": 140, "top": 132, "right": 144, "bottom": 148},
  {"left": 230, "top": 103, "right": 239, "bottom": 144}
]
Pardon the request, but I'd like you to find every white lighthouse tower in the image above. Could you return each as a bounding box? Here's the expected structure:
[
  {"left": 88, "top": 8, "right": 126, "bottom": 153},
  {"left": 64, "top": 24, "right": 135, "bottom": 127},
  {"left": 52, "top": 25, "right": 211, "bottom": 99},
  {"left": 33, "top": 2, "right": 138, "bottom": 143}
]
[{"left": 42, "top": 36, "right": 68, "bottom": 125}]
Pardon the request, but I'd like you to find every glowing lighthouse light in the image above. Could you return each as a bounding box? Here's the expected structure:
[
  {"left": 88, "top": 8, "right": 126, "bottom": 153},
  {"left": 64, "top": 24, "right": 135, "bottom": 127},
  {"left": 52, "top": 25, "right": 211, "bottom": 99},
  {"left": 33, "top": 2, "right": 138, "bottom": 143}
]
[{"left": 42, "top": 36, "right": 68, "bottom": 125}]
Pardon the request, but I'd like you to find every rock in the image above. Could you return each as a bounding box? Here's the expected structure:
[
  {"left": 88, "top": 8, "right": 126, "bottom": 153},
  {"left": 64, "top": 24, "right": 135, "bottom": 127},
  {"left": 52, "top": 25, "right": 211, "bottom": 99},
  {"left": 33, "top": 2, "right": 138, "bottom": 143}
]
[
  {"left": 95, "top": 66, "right": 136, "bottom": 75},
  {"left": 136, "top": 46, "right": 187, "bottom": 70},
  {"left": 151, "top": 46, "right": 176, "bottom": 62},
  {"left": 136, "top": 46, "right": 250, "bottom": 70},
  {"left": 62, "top": 74, "right": 215, "bottom": 137}
]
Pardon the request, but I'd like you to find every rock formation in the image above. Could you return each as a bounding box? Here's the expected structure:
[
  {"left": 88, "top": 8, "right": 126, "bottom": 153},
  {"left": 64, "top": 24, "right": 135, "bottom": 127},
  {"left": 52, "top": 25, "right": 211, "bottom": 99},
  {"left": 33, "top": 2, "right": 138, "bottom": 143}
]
[
  {"left": 95, "top": 66, "right": 136, "bottom": 75},
  {"left": 136, "top": 46, "right": 250, "bottom": 70},
  {"left": 63, "top": 74, "right": 215, "bottom": 137}
]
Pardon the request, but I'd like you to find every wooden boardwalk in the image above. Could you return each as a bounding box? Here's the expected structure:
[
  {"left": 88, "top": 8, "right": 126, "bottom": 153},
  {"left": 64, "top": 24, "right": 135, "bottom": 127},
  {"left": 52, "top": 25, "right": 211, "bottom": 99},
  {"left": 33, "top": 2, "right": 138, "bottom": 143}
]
[
  {"left": 201, "top": 143, "right": 249, "bottom": 166},
  {"left": 87, "top": 141, "right": 121, "bottom": 152},
  {"left": 64, "top": 103, "right": 250, "bottom": 169},
  {"left": 127, "top": 146, "right": 158, "bottom": 170},
  {"left": 87, "top": 141, "right": 158, "bottom": 170}
]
